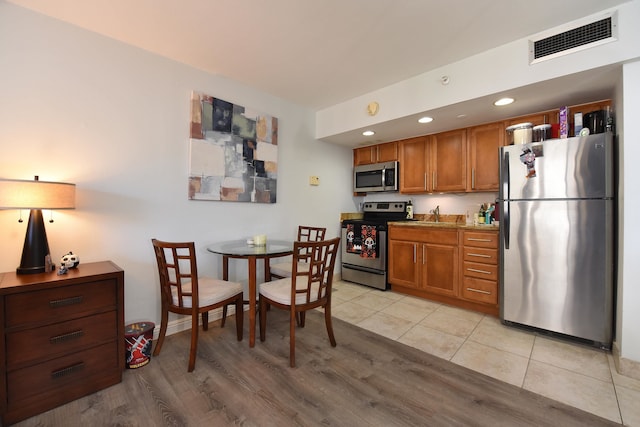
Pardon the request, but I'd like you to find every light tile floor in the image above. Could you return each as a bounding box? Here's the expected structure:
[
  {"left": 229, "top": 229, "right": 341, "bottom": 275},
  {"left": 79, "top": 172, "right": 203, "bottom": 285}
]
[{"left": 331, "top": 280, "right": 640, "bottom": 426}]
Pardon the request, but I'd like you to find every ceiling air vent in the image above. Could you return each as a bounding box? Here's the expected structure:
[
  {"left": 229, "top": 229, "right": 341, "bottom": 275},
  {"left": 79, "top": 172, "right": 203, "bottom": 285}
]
[{"left": 529, "top": 12, "right": 617, "bottom": 64}]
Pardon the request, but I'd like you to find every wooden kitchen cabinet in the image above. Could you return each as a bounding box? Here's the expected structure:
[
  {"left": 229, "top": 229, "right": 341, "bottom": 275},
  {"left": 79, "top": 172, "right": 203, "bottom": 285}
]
[
  {"left": 399, "top": 136, "right": 430, "bottom": 192},
  {"left": 467, "top": 122, "right": 504, "bottom": 192},
  {"left": 505, "top": 111, "right": 554, "bottom": 127},
  {"left": 460, "top": 230, "right": 499, "bottom": 312},
  {"left": 389, "top": 224, "right": 499, "bottom": 316},
  {"left": 353, "top": 141, "right": 398, "bottom": 165},
  {"left": 431, "top": 129, "right": 467, "bottom": 192},
  {"left": 387, "top": 238, "right": 421, "bottom": 288},
  {"left": 0, "top": 261, "right": 125, "bottom": 425},
  {"left": 388, "top": 225, "right": 458, "bottom": 298},
  {"left": 399, "top": 131, "right": 467, "bottom": 194}
]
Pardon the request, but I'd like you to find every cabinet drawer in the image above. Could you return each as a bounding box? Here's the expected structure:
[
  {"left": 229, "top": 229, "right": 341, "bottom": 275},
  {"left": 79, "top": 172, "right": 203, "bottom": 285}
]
[
  {"left": 462, "top": 277, "right": 498, "bottom": 305},
  {"left": 7, "top": 342, "right": 119, "bottom": 404},
  {"left": 5, "top": 279, "right": 117, "bottom": 328},
  {"left": 463, "top": 247, "right": 498, "bottom": 264},
  {"left": 6, "top": 311, "right": 117, "bottom": 370},
  {"left": 462, "top": 231, "right": 498, "bottom": 248},
  {"left": 463, "top": 261, "right": 498, "bottom": 280},
  {"left": 390, "top": 226, "right": 458, "bottom": 245}
]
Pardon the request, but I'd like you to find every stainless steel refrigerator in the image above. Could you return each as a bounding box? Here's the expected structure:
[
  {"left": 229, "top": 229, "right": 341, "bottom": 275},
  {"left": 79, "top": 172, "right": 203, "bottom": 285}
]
[{"left": 498, "top": 132, "right": 615, "bottom": 349}]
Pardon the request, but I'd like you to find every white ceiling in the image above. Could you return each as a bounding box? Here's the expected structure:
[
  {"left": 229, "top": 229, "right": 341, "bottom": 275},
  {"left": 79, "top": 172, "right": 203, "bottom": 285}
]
[{"left": 6, "top": 0, "right": 630, "bottom": 146}]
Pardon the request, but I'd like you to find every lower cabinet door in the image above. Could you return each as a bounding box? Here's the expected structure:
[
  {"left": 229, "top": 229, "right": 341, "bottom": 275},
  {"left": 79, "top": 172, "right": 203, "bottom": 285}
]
[
  {"left": 388, "top": 240, "right": 419, "bottom": 288},
  {"left": 422, "top": 243, "right": 458, "bottom": 297}
]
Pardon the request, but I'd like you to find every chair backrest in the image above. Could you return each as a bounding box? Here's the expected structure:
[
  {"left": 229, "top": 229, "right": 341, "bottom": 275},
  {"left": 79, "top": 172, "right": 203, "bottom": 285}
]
[
  {"left": 296, "top": 226, "right": 327, "bottom": 263},
  {"left": 152, "top": 239, "right": 199, "bottom": 310},
  {"left": 291, "top": 237, "right": 340, "bottom": 306},
  {"left": 297, "top": 226, "right": 326, "bottom": 242}
]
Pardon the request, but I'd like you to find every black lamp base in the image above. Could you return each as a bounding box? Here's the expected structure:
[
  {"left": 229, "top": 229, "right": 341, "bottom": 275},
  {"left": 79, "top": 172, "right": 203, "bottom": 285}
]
[{"left": 17, "top": 209, "right": 54, "bottom": 274}]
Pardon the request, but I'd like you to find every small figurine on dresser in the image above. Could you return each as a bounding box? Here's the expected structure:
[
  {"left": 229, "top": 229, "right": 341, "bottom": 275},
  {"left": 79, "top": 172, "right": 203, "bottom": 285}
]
[{"left": 57, "top": 251, "right": 80, "bottom": 275}]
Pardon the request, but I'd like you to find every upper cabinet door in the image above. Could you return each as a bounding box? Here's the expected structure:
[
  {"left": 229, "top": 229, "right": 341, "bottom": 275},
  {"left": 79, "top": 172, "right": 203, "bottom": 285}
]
[
  {"left": 399, "top": 136, "right": 430, "bottom": 193},
  {"left": 468, "top": 122, "right": 504, "bottom": 192},
  {"left": 505, "top": 112, "right": 553, "bottom": 127},
  {"left": 353, "top": 146, "right": 374, "bottom": 165},
  {"left": 353, "top": 141, "right": 398, "bottom": 165},
  {"left": 431, "top": 129, "right": 467, "bottom": 193},
  {"left": 376, "top": 141, "right": 398, "bottom": 162}
]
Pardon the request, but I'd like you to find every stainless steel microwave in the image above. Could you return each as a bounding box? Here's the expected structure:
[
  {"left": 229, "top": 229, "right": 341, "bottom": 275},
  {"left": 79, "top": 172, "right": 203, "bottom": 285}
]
[{"left": 353, "top": 161, "right": 398, "bottom": 193}]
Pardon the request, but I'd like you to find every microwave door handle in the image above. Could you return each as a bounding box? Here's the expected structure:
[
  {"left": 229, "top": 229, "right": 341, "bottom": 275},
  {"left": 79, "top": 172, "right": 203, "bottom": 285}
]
[{"left": 381, "top": 166, "right": 386, "bottom": 187}]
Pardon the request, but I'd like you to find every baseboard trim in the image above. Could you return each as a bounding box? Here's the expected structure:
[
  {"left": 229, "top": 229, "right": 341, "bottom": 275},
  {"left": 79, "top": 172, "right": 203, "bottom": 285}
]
[
  {"left": 151, "top": 306, "right": 239, "bottom": 339},
  {"left": 612, "top": 341, "right": 640, "bottom": 381}
]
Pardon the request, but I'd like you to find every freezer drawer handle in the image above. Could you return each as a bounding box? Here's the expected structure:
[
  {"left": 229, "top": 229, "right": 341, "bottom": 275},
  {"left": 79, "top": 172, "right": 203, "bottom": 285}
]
[
  {"left": 467, "top": 268, "right": 491, "bottom": 275},
  {"left": 466, "top": 287, "right": 492, "bottom": 295},
  {"left": 467, "top": 238, "right": 492, "bottom": 242},
  {"left": 468, "top": 253, "right": 491, "bottom": 258}
]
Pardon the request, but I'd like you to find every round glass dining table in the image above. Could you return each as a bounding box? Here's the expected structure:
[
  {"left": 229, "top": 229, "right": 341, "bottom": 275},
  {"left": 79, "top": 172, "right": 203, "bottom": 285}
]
[{"left": 207, "top": 240, "right": 293, "bottom": 347}]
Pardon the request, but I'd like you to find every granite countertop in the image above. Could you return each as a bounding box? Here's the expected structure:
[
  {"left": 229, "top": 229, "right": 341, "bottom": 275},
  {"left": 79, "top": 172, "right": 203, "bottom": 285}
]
[
  {"left": 389, "top": 220, "right": 499, "bottom": 231},
  {"left": 340, "top": 212, "right": 499, "bottom": 231}
]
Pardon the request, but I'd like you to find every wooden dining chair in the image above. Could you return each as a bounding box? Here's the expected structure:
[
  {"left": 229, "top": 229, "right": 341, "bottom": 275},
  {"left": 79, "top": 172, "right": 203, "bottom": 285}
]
[
  {"left": 151, "top": 239, "right": 244, "bottom": 372},
  {"left": 268, "top": 225, "right": 327, "bottom": 280},
  {"left": 259, "top": 237, "right": 340, "bottom": 367}
]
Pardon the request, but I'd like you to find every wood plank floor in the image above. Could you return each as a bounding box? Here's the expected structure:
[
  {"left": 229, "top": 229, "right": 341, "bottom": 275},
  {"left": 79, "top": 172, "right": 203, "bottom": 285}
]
[{"left": 14, "top": 309, "right": 620, "bottom": 426}]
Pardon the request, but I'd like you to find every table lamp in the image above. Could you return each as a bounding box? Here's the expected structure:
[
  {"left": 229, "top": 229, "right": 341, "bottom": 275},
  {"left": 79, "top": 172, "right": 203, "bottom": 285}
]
[{"left": 0, "top": 176, "right": 76, "bottom": 274}]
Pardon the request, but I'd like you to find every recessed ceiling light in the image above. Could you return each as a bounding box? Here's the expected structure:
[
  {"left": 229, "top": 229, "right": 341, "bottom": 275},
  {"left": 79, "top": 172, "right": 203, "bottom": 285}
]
[
  {"left": 418, "top": 116, "right": 433, "bottom": 124},
  {"left": 362, "top": 130, "right": 375, "bottom": 136},
  {"left": 457, "top": 114, "right": 467, "bottom": 119},
  {"left": 494, "top": 97, "right": 514, "bottom": 106}
]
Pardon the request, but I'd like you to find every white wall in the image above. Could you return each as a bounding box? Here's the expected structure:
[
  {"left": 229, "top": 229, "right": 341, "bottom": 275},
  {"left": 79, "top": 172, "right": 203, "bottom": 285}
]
[
  {"left": 0, "top": 3, "right": 355, "bottom": 325},
  {"left": 619, "top": 60, "right": 640, "bottom": 363}
]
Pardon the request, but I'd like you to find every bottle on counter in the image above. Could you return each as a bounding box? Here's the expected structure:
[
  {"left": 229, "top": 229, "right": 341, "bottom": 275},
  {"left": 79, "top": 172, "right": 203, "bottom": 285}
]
[
  {"left": 486, "top": 204, "right": 494, "bottom": 225},
  {"left": 406, "top": 200, "right": 413, "bottom": 219}
]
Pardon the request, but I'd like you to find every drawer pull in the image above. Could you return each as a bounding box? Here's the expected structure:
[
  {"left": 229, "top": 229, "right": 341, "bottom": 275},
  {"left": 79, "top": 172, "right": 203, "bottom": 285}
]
[
  {"left": 467, "top": 268, "right": 491, "bottom": 275},
  {"left": 468, "top": 253, "right": 491, "bottom": 258},
  {"left": 51, "top": 362, "right": 85, "bottom": 379},
  {"left": 466, "top": 287, "right": 492, "bottom": 295},
  {"left": 49, "top": 295, "right": 83, "bottom": 308},
  {"left": 467, "top": 238, "right": 492, "bottom": 242},
  {"left": 50, "top": 330, "right": 84, "bottom": 344}
]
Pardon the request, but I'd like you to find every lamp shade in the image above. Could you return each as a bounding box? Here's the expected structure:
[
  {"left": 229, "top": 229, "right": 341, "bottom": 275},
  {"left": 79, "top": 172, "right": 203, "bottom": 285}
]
[{"left": 0, "top": 178, "right": 75, "bottom": 210}]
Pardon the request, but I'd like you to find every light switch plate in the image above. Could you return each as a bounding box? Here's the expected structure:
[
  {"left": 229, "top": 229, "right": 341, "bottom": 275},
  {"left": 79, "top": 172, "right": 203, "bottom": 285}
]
[{"left": 309, "top": 176, "right": 320, "bottom": 186}]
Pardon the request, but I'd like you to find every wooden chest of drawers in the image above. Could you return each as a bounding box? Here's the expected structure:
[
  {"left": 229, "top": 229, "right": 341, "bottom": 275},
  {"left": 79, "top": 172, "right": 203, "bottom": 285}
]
[{"left": 0, "top": 261, "right": 124, "bottom": 425}]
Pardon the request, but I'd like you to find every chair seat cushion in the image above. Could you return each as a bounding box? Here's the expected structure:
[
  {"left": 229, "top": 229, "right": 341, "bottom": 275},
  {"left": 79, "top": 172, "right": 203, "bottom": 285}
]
[
  {"left": 270, "top": 261, "right": 310, "bottom": 278},
  {"left": 259, "top": 278, "right": 322, "bottom": 305},
  {"left": 173, "top": 277, "right": 242, "bottom": 308}
]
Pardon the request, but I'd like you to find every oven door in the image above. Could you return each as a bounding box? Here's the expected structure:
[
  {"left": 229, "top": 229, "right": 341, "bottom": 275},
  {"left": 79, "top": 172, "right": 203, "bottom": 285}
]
[{"left": 341, "top": 226, "right": 388, "bottom": 290}]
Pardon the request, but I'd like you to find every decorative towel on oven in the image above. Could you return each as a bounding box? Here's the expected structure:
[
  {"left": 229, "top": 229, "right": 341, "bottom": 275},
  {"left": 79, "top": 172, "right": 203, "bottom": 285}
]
[
  {"left": 360, "top": 225, "right": 377, "bottom": 259},
  {"left": 346, "top": 224, "right": 362, "bottom": 254}
]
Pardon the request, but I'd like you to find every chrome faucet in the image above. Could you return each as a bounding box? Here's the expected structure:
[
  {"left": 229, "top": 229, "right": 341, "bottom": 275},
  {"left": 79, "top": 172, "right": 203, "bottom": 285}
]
[{"left": 431, "top": 205, "right": 440, "bottom": 222}]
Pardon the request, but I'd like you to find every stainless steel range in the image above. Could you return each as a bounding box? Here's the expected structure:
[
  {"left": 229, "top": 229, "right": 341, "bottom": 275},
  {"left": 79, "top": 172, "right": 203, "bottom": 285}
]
[{"left": 341, "top": 201, "right": 409, "bottom": 290}]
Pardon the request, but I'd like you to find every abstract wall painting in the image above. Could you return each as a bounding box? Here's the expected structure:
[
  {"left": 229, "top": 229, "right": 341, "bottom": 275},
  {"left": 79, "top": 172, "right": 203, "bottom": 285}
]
[{"left": 188, "top": 91, "right": 278, "bottom": 203}]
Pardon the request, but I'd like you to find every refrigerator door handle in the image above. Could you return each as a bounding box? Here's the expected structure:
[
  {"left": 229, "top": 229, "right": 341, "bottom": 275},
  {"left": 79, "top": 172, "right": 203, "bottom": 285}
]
[{"left": 502, "top": 151, "right": 510, "bottom": 249}]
